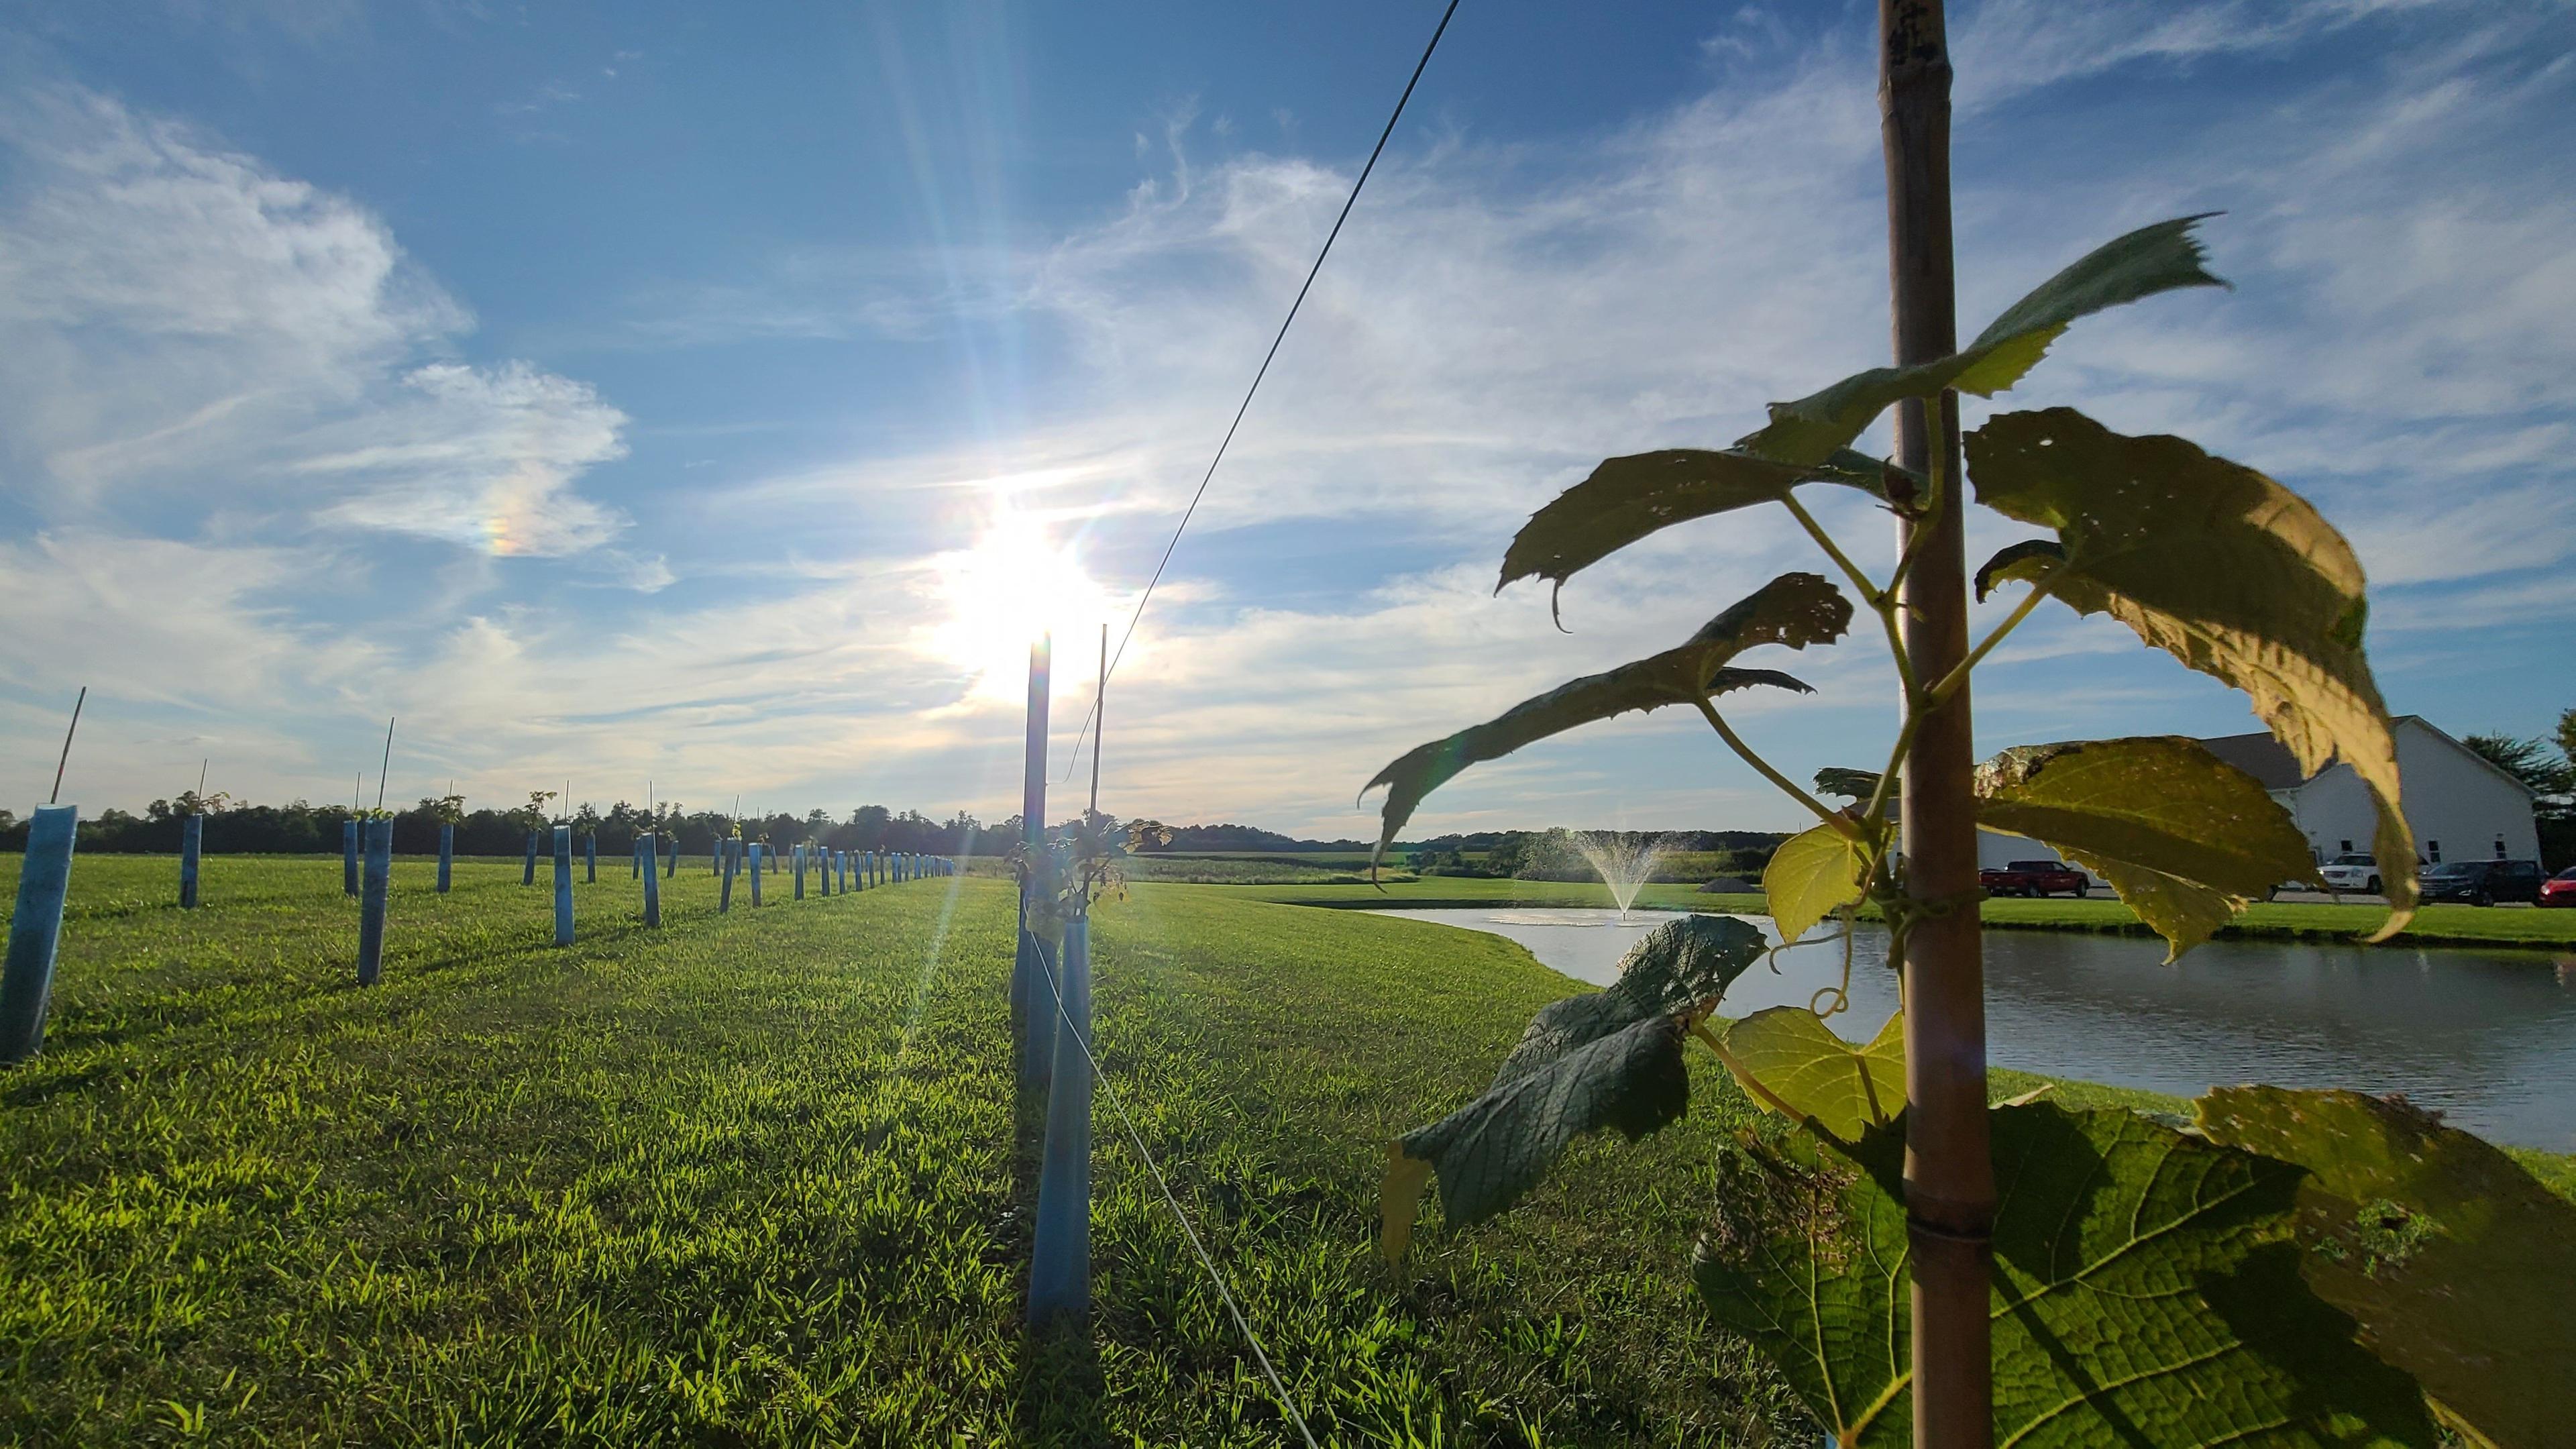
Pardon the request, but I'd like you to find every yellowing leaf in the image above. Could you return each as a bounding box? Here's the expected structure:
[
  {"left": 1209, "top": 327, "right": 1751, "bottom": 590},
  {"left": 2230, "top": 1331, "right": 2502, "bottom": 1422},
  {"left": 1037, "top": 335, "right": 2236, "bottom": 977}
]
[
  {"left": 1721, "top": 1008, "right": 1903, "bottom": 1140},
  {"left": 2198, "top": 1087, "right": 2576, "bottom": 1449},
  {"left": 1966, "top": 409, "right": 2416, "bottom": 938},
  {"left": 2068, "top": 854, "right": 2241, "bottom": 962},
  {"left": 1736, "top": 216, "right": 2226, "bottom": 466},
  {"left": 1974, "top": 736, "right": 2320, "bottom": 961},
  {"left": 1378, "top": 1144, "right": 1436, "bottom": 1265},
  {"left": 1362, "top": 573, "right": 1850, "bottom": 863},
  {"left": 1761, "top": 821, "right": 1867, "bottom": 945}
]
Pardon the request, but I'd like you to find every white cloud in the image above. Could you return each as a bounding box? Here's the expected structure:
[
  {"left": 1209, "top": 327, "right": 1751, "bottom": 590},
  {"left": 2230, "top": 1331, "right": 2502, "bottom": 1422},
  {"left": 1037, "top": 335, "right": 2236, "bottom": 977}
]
[
  {"left": 4, "top": 1, "right": 2567, "bottom": 824},
  {"left": 0, "top": 83, "right": 627, "bottom": 557},
  {"left": 305, "top": 362, "right": 629, "bottom": 556}
]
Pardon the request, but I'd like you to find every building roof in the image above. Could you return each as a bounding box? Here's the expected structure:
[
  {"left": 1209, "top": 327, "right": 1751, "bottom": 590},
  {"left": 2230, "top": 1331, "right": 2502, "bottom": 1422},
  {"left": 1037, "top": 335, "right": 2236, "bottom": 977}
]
[
  {"left": 2197, "top": 716, "right": 2540, "bottom": 798},
  {"left": 2196, "top": 731, "right": 2310, "bottom": 790}
]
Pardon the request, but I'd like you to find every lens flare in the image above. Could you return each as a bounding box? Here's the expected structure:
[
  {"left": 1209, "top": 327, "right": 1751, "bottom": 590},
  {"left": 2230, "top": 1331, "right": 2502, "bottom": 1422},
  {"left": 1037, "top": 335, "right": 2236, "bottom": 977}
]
[{"left": 930, "top": 509, "right": 1120, "bottom": 702}]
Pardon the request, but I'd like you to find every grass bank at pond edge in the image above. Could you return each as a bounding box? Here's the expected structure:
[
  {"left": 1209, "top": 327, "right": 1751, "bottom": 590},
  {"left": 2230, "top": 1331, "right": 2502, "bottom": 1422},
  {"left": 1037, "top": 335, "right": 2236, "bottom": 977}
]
[
  {"left": 1233, "top": 877, "right": 2576, "bottom": 951},
  {"left": 0, "top": 856, "right": 1811, "bottom": 1446}
]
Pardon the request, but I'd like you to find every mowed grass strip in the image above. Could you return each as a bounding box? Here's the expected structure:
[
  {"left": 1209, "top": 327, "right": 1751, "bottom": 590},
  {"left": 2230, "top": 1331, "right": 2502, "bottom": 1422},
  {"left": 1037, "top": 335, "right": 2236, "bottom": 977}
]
[
  {"left": 1238, "top": 877, "right": 2576, "bottom": 950},
  {"left": 0, "top": 856, "right": 1811, "bottom": 1446}
]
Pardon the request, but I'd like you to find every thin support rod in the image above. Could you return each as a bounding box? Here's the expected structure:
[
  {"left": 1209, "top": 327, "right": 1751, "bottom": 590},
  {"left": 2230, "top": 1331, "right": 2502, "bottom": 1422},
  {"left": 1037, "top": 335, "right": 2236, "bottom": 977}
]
[
  {"left": 49, "top": 687, "right": 85, "bottom": 805},
  {"left": 1089, "top": 623, "right": 1106, "bottom": 816},
  {"left": 376, "top": 718, "right": 395, "bottom": 812}
]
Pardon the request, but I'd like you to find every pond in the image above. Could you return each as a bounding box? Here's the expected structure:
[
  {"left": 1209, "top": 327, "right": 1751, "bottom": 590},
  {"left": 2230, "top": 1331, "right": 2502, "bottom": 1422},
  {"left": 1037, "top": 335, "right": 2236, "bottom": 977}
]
[{"left": 1366, "top": 907, "right": 2576, "bottom": 1152}]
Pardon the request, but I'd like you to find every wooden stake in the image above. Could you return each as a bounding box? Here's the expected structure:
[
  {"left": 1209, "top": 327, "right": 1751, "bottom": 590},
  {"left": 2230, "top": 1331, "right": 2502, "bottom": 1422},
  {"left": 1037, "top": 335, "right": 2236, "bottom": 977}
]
[
  {"left": 1878, "top": 3, "right": 1992, "bottom": 1444},
  {"left": 376, "top": 718, "right": 395, "bottom": 812}
]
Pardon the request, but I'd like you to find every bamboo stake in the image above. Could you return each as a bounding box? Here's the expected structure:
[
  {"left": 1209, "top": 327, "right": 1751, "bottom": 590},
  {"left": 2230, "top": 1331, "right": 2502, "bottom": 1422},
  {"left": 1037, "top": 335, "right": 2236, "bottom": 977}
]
[{"left": 1878, "top": 3, "right": 1992, "bottom": 1444}]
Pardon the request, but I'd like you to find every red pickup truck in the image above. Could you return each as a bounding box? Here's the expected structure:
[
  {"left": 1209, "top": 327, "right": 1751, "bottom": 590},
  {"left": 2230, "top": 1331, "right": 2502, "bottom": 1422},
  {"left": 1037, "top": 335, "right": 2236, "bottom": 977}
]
[{"left": 1980, "top": 859, "right": 2090, "bottom": 898}]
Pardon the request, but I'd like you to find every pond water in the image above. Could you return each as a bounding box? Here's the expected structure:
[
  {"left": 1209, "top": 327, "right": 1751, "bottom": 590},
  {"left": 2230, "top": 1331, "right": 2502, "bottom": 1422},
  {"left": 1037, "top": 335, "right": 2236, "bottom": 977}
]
[{"left": 1365, "top": 908, "right": 2576, "bottom": 1152}]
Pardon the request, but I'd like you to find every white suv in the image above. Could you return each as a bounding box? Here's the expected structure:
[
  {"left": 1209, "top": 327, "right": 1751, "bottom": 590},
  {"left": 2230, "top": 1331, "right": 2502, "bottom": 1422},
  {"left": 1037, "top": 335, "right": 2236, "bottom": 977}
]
[{"left": 2317, "top": 852, "right": 2390, "bottom": 894}]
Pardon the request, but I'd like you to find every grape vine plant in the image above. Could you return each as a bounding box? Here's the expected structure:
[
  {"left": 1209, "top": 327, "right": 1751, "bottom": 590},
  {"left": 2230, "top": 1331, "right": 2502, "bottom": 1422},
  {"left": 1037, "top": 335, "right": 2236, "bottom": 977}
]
[{"left": 1362, "top": 217, "right": 2575, "bottom": 1446}]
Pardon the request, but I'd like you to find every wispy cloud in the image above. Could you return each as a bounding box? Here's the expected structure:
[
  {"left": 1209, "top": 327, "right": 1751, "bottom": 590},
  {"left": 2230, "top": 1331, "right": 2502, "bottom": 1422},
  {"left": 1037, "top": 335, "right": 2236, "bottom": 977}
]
[{"left": 0, "top": 83, "right": 630, "bottom": 555}]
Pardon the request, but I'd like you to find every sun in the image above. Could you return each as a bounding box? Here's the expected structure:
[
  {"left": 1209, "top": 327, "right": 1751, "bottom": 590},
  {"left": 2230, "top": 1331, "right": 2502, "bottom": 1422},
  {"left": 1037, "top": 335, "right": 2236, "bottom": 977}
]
[{"left": 930, "top": 511, "right": 1121, "bottom": 702}]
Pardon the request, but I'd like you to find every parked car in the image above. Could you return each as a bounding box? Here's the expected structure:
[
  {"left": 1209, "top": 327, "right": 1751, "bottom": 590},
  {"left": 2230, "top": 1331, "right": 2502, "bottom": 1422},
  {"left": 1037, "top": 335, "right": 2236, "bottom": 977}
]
[
  {"left": 2418, "top": 859, "right": 2545, "bottom": 907},
  {"left": 1980, "top": 859, "right": 2090, "bottom": 898},
  {"left": 2542, "top": 867, "right": 2576, "bottom": 909},
  {"left": 2317, "top": 851, "right": 2391, "bottom": 894}
]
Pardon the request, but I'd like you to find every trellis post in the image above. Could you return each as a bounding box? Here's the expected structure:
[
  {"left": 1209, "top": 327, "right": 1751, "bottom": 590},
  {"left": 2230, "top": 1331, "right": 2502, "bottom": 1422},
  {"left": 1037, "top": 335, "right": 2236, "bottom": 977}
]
[
  {"left": 0, "top": 806, "right": 78, "bottom": 1063},
  {"left": 180, "top": 813, "right": 203, "bottom": 909},
  {"left": 356, "top": 818, "right": 392, "bottom": 985},
  {"left": 1014, "top": 633, "right": 1052, "bottom": 1091},
  {"left": 1028, "top": 895, "right": 1092, "bottom": 1329},
  {"left": 553, "top": 824, "right": 574, "bottom": 947}
]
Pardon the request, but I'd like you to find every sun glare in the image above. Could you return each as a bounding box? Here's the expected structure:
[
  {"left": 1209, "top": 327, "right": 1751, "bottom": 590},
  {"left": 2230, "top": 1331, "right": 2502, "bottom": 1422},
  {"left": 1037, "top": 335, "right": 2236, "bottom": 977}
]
[{"left": 930, "top": 512, "right": 1122, "bottom": 702}]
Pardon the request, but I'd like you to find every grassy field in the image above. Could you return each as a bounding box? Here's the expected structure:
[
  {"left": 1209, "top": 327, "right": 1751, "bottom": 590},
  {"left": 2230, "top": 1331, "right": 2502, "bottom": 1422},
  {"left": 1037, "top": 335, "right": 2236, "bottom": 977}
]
[
  {"left": 0, "top": 853, "right": 1819, "bottom": 1446},
  {"left": 1236, "top": 877, "right": 2576, "bottom": 951},
  {"left": 5, "top": 854, "right": 2565, "bottom": 1445},
  {"left": 1118, "top": 855, "right": 1404, "bottom": 885}
]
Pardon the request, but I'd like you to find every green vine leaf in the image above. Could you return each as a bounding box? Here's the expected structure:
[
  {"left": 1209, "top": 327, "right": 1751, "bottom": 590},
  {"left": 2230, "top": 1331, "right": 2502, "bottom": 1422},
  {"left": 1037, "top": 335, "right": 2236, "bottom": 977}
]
[
  {"left": 1974, "top": 538, "right": 2065, "bottom": 602},
  {"left": 1736, "top": 216, "right": 2226, "bottom": 466},
  {"left": 1975, "top": 736, "right": 2320, "bottom": 961},
  {"left": 2198, "top": 1087, "right": 2576, "bottom": 1448},
  {"left": 1966, "top": 407, "right": 2417, "bottom": 940},
  {"left": 1813, "top": 766, "right": 1886, "bottom": 801},
  {"left": 1695, "top": 1104, "right": 2438, "bottom": 1448},
  {"left": 1380, "top": 1016, "right": 1688, "bottom": 1261},
  {"left": 1496, "top": 447, "right": 1886, "bottom": 600},
  {"left": 1361, "top": 572, "right": 1851, "bottom": 863},
  {"left": 1721, "top": 1008, "right": 1904, "bottom": 1141},
  {"left": 1493, "top": 914, "right": 1767, "bottom": 1084},
  {"left": 1382, "top": 916, "right": 1765, "bottom": 1263},
  {"left": 1762, "top": 821, "right": 1868, "bottom": 945},
  {"left": 1695, "top": 1128, "right": 1910, "bottom": 1445}
]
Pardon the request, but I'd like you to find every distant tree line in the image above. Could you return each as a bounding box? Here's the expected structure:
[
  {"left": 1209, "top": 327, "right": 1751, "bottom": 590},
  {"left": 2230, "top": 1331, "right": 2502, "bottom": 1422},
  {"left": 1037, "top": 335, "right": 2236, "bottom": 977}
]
[
  {"left": 1128, "top": 822, "right": 1373, "bottom": 853},
  {"left": 0, "top": 793, "right": 1016, "bottom": 858},
  {"left": 2465, "top": 706, "right": 2576, "bottom": 870},
  {"left": 0, "top": 796, "right": 1811, "bottom": 877}
]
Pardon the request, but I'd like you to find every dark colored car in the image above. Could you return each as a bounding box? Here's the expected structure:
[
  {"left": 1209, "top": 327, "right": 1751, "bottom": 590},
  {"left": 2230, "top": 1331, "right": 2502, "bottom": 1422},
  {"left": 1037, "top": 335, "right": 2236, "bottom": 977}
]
[
  {"left": 2542, "top": 867, "right": 2576, "bottom": 909},
  {"left": 1980, "top": 859, "right": 2090, "bottom": 898},
  {"left": 2418, "top": 859, "right": 2544, "bottom": 907}
]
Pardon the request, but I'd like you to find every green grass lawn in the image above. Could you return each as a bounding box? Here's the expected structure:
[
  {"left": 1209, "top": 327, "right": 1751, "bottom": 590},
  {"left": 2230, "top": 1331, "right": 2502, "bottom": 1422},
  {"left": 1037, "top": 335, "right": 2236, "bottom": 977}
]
[
  {"left": 4, "top": 855, "right": 2565, "bottom": 1445},
  {"left": 1237, "top": 877, "right": 2576, "bottom": 951},
  {"left": 0, "top": 854, "right": 1814, "bottom": 1446}
]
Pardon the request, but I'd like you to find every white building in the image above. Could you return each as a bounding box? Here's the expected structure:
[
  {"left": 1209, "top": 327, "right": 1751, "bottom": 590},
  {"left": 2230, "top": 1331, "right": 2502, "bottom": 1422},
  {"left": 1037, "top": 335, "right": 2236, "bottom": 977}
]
[
  {"left": 2198, "top": 716, "right": 2540, "bottom": 868},
  {"left": 1974, "top": 716, "right": 2540, "bottom": 873}
]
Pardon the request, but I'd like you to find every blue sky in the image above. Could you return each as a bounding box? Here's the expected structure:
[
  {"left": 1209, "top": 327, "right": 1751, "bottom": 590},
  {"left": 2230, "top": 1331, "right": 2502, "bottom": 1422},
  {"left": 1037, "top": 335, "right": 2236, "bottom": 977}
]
[{"left": 1, "top": 0, "right": 2570, "bottom": 836}]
